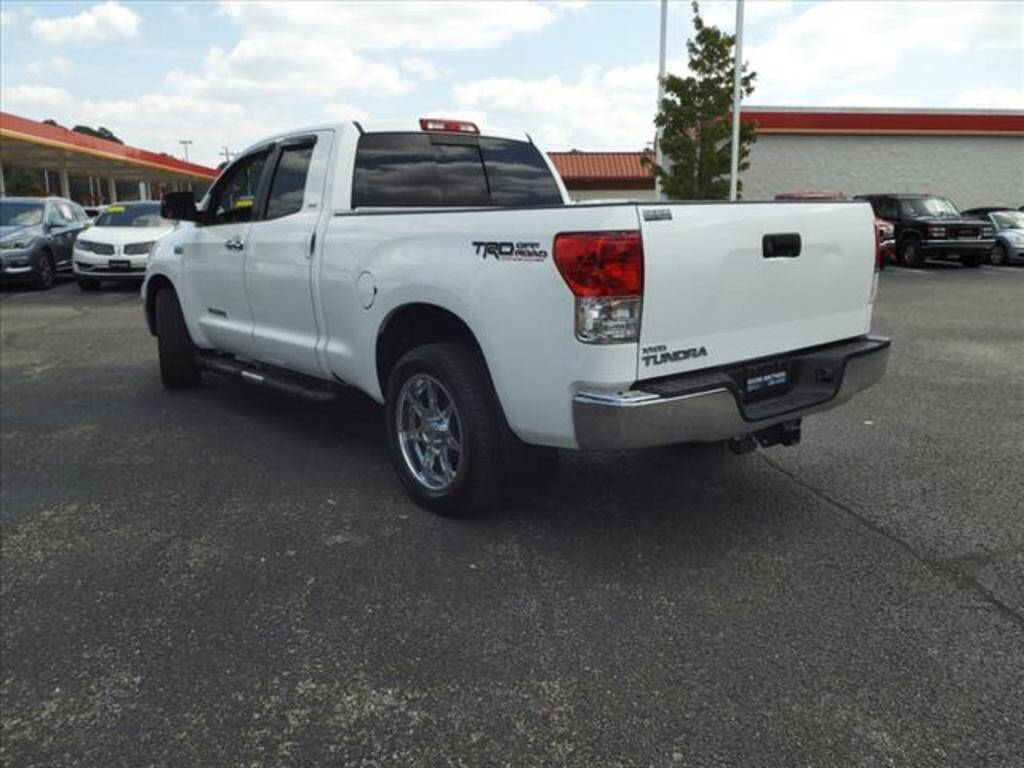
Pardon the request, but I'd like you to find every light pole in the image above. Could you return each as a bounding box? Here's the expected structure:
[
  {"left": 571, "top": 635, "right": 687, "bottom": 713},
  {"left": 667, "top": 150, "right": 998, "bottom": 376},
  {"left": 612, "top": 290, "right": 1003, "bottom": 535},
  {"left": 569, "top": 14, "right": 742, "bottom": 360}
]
[
  {"left": 220, "top": 146, "right": 233, "bottom": 165},
  {"left": 728, "top": 0, "right": 745, "bottom": 202},
  {"left": 654, "top": 0, "right": 668, "bottom": 202},
  {"left": 179, "top": 139, "right": 193, "bottom": 162}
]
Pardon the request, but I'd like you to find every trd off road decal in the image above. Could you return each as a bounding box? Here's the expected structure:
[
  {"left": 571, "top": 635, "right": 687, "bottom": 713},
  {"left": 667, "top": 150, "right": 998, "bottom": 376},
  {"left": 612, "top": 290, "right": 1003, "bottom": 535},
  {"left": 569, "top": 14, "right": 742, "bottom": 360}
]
[
  {"left": 642, "top": 344, "right": 708, "bottom": 367},
  {"left": 472, "top": 241, "right": 548, "bottom": 262}
]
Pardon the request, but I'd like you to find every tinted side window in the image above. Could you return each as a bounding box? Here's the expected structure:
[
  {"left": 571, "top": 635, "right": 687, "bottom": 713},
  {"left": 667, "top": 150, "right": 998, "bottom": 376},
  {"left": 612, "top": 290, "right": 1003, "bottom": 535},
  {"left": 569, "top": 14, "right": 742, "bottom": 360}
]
[
  {"left": 878, "top": 198, "right": 899, "bottom": 220},
  {"left": 479, "top": 138, "right": 562, "bottom": 206},
  {"left": 266, "top": 143, "right": 314, "bottom": 220},
  {"left": 209, "top": 151, "right": 270, "bottom": 225},
  {"left": 353, "top": 133, "right": 440, "bottom": 208}
]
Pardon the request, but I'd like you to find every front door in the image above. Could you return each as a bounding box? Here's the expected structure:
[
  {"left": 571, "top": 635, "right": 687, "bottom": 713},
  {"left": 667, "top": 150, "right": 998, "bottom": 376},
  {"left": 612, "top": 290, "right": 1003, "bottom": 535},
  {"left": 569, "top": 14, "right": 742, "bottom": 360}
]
[
  {"left": 245, "top": 133, "right": 332, "bottom": 377},
  {"left": 181, "top": 149, "right": 270, "bottom": 357}
]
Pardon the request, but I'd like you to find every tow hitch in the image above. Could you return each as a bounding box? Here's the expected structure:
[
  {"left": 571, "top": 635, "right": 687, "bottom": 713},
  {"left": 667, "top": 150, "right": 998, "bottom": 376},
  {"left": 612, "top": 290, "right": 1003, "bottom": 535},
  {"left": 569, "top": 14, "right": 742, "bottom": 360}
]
[
  {"left": 756, "top": 419, "right": 802, "bottom": 448},
  {"left": 728, "top": 419, "right": 803, "bottom": 454}
]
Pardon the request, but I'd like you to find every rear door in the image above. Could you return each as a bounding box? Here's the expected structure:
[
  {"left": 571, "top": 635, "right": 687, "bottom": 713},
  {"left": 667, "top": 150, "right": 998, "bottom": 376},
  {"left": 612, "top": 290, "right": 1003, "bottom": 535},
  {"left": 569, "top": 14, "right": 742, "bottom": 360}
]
[
  {"left": 636, "top": 201, "right": 876, "bottom": 381},
  {"left": 245, "top": 132, "right": 332, "bottom": 377}
]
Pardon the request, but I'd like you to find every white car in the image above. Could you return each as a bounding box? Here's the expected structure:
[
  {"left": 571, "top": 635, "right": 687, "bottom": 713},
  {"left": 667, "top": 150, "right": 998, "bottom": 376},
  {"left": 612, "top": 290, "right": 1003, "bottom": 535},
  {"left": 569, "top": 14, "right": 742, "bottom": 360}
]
[
  {"left": 144, "top": 118, "right": 890, "bottom": 516},
  {"left": 74, "top": 201, "right": 175, "bottom": 290}
]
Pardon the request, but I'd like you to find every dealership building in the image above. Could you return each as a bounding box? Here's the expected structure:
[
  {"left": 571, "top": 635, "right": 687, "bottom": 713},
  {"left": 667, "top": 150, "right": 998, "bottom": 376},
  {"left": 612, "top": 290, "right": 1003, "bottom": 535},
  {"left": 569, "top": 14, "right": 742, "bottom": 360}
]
[{"left": 549, "top": 107, "right": 1024, "bottom": 209}]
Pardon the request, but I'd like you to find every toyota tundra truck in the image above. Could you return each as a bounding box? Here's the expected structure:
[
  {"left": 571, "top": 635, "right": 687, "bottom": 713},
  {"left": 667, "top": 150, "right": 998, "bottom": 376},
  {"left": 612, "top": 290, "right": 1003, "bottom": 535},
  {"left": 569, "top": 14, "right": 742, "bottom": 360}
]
[{"left": 145, "top": 118, "right": 890, "bottom": 516}]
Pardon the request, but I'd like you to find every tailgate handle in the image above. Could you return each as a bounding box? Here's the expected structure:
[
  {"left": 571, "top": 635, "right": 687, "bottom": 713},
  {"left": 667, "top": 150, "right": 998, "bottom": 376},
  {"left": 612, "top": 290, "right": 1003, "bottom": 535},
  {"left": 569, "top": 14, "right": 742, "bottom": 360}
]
[{"left": 763, "top": 233, "right": 801, "bottom": 258}]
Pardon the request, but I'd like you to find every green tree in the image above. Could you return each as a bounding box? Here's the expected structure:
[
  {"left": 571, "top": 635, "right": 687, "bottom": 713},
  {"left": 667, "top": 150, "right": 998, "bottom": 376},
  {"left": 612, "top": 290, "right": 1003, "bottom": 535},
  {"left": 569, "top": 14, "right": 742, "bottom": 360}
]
[
  {"left": 646, "top": 1, "right": 757, "bottom": 200},
  {"left": 4, "top": 166, "right": 46, "bottom": 196},
  {"left": 72, "top": 125, "right": 124, "bottom": 144}
]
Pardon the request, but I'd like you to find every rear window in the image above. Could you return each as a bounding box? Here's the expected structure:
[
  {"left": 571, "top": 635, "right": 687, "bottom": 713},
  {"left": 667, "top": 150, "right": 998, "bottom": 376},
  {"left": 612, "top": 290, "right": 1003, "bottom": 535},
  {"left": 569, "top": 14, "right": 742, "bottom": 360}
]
[
  {"left": 96, "top": 203, "right": 170, "bottom": 227},
  {"left": 352, "top": 133, "right": 562, "bottom": 208}
]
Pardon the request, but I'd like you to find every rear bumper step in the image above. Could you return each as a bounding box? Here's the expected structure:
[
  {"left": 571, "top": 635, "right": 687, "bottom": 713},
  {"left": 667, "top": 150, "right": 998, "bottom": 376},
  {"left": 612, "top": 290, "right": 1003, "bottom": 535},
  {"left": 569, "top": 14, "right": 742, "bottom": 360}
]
[{"left": 573, "top": 336, "right": 890, "bottom": 449}]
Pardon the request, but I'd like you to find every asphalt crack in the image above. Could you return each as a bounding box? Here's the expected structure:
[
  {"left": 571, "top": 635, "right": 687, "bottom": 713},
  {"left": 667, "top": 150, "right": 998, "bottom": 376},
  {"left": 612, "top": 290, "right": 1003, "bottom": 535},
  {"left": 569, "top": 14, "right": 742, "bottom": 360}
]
[{"left": 758, "top": 452, "right": 1024, "bottom": 629}]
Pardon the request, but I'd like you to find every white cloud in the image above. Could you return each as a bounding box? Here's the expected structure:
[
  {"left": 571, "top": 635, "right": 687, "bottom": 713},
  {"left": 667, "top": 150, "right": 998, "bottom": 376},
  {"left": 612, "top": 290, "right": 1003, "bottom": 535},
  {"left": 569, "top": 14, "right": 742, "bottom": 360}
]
[
  {"left": 323, "top": 102, "right": 371, "bottom": 122},
  {"left": 952, "top": 88, "right": 1024, "bottom": 110},
  {"left": 452, "top": 63, "right": 683, "bottom": 150},
  {"left": 745, "top": 1, "right": 1020, "bottom": 105},
  {"left": 401, "top": 57, "right": 442, "bottom": 81},
  {"left": 28, "top": 56, "right": 73, "bottom": 77},
  {"left": 30, "top": 1, "right": 141, "bottom": 44},
  {"left": 216, "top": 0, "right": 572, "bottom": 52},
  {"left": 1, "top": 84, "right": 73, "bottom": 109}
]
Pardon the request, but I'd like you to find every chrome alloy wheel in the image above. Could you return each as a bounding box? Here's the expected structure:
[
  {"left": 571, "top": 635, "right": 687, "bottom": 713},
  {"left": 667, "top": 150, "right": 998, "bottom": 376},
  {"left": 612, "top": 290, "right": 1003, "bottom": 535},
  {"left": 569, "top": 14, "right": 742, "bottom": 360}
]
[{"left": 396, "top": 373, "right": 463, "bottom": 491}]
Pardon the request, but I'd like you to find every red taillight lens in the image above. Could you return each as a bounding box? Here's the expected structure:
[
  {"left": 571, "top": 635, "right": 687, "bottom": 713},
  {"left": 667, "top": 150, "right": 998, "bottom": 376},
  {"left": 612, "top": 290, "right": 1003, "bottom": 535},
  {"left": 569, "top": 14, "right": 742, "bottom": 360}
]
[
  {"left": 553, "top": 231, "right": 644, "bottom": 297},
  {"left": 874, "top": 225, "right": 882, "bottom": 271}
]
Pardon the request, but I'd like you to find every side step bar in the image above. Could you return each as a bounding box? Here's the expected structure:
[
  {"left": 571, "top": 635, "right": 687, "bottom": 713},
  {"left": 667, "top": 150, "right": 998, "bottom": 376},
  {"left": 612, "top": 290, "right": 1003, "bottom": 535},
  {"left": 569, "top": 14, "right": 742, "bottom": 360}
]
[{"left": 198, "top": 355, "right": 341, "bottom": 403}]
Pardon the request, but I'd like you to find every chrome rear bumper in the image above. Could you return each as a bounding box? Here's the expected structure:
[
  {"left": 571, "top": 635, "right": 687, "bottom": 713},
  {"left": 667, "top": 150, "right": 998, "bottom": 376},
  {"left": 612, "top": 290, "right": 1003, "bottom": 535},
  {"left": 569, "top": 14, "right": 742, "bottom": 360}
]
[{"left": 573, "top": 336, "right": 890, "bottom": 450}]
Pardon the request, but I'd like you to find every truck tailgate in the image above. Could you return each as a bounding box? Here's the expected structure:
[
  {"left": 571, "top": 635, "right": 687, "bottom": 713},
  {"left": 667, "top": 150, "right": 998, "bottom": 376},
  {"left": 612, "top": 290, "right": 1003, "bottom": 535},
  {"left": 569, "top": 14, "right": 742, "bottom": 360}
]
[{"left": 636, "top": 201, "right": 876, "bottom": 380}]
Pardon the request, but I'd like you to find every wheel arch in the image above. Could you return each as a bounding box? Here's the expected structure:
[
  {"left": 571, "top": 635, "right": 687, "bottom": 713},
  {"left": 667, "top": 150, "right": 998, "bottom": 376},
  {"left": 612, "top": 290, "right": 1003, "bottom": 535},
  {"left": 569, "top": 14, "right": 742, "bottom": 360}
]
[{"left": 375, "top": 302, "right": 491, "bottom": 399}]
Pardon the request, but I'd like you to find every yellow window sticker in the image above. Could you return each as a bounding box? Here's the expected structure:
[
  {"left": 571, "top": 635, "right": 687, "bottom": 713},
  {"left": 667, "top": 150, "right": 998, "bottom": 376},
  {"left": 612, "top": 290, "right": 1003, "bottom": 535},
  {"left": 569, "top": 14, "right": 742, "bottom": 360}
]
[
  {"left": 233, "top": 198, "right": 254, "bottom": 209},
  {"left": 106, "top": 205, "right": 125, "bottom": 213}
]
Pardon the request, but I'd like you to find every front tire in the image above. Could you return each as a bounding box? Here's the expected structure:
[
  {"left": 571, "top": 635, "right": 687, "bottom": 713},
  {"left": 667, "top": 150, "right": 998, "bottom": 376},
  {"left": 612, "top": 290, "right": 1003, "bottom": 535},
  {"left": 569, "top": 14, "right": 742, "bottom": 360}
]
[
  {"left": 155, "top": 289, "right": 201, "bottom": 389},
  {"left": 34, "top": 251, "right": 55, "bottom": 289},
  {"left": 385, "top": 343, "right": 502, "bottom": 517},
  {"left": 900, "top": 237, "right": 924, "bottom": 268},
  {"left": 990, "top": 243, "right": 1008, "bottom": 266}
]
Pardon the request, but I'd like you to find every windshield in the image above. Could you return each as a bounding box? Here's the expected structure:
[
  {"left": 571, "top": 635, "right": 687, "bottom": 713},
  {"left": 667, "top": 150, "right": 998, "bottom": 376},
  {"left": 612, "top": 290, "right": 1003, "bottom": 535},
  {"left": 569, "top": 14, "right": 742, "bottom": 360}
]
[
  {"left": 900, "top": 197, "right": 960, "bottom": 219},
  {"left": 0, "top": 201, "right": 45, "bottom": 227},
  {"left": 992, "top": 211, "right": 1024, "bottom": 230},
  {"left": 95, "top": 203, "right": 172, "bottom": 227}
]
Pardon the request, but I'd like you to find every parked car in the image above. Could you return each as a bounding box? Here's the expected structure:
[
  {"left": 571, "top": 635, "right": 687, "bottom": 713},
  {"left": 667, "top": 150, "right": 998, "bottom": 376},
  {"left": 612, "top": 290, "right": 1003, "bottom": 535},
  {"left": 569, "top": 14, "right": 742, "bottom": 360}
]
[
  {"left": 855, "top": 194, "right": 994, "bottom": 268},
  {"left": 145, "top": 118, "right": 889, "bottom": 516},
  {"left": 963, "top": 207, "right": 1024, "bottom": 266},
  {"left": 0, "top": 196, "right": 90, "bottom": 289},
  {"left": 774, "top": 191, "right": 895, "bottom": 268},
  {"left": 73, "top": 201, "right": 176, "bottom": 290}
]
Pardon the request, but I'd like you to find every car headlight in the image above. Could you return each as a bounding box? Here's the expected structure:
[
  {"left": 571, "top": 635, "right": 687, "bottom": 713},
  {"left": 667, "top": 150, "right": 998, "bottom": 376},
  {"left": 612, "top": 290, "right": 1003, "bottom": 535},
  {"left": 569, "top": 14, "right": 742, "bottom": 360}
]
[
  {"left": 123, "top": 241, "right": 156, "bottom": 255},
  {"left": 0, "top": 237, "right": 35, "bottom": 250}
]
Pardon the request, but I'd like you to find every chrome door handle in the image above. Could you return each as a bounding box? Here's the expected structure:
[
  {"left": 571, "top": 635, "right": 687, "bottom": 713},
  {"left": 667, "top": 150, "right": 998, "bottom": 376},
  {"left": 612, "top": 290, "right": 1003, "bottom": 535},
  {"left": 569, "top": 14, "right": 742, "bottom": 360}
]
[{"left": 224, "top": 237, "right": 244, "bottom": 251}]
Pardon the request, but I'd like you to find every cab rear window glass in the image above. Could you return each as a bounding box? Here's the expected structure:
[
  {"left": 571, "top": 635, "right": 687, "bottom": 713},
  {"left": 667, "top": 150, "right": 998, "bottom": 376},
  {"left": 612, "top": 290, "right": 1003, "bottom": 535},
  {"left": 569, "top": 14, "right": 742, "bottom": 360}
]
[{"left": 352, "top": 133, "right": 562, "bottom": 208}]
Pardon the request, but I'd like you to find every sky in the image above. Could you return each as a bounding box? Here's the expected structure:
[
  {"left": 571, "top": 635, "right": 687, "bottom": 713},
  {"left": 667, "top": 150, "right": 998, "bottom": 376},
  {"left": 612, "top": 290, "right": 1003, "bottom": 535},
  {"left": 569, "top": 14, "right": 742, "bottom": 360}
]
[{"left": 1, "top": 0, "right": 1022, "bottom": 167}]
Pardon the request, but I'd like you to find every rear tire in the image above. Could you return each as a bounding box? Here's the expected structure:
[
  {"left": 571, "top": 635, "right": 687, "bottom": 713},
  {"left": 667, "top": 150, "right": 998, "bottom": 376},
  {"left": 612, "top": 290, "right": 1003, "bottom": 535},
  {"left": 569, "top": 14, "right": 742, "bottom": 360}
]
[
  {"left": 34, "top": 251, "right": 55, "bottom": 289},
  {"left": 155, "top": 288, "right": 201, "bottom": 389},
  {"left": 78, "top": 278, "right": 100, "bottom": 291},
  {"left": 385, "top": 343, "right": 503, "bottom": 517}
]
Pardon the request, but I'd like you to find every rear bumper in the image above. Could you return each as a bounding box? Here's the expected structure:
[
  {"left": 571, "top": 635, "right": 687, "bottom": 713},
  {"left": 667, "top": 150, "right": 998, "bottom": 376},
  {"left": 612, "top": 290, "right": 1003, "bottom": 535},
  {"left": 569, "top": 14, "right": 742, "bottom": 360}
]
[{"left": 573, "top": 336, "right": 890, "bottom": 449}]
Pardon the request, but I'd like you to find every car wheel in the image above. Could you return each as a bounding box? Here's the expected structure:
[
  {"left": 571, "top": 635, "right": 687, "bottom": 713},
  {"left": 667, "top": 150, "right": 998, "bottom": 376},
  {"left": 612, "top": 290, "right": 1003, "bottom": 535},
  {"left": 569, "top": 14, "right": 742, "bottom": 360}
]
[
  {"left": 900, "top": 238, "right": 924, "bottom": 268},
  {"left": 990, "top": 243, "right": 1008, "bottom": 266},
  {"left": 385, "top": 343, "right": 503, "bottom": 517},
  {"left": 155, "top": 288, "right": 201, "bottom": 389},
  {"left": 34, "top": 251, "right": 55, "bottom": 289},
  {"left": 78, "top": 278, "right": 101, "bottom": 291}
]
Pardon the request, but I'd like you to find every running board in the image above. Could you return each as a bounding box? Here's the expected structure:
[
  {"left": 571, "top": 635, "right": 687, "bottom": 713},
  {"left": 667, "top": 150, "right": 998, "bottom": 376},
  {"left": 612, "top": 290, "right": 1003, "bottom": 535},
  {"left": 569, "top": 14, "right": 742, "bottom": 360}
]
[{"left": 199, "top": 355, "right": 340, "bottom": 403}]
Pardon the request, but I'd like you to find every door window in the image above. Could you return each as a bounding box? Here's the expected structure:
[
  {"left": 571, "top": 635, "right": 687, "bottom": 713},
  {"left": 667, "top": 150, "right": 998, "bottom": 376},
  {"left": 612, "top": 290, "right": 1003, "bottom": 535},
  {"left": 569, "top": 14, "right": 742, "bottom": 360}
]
[
  {"left": 265, "top": 143, "right": 315, "bottom": 220},
  {"left": 208, "top": 151, "right": 270, "bottom": 226},
  {"left": 877, "top": 198, "right": 899, "bottom": 220},
  {"left": 57, "top": 202, "right": 76, "bottom": 223}
]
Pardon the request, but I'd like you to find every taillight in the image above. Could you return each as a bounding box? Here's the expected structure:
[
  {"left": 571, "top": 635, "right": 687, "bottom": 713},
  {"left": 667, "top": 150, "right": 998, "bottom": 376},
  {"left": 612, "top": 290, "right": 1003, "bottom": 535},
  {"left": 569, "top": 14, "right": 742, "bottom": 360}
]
[{"left": 553, "top": 231, "right": 643, "bottom": 343}]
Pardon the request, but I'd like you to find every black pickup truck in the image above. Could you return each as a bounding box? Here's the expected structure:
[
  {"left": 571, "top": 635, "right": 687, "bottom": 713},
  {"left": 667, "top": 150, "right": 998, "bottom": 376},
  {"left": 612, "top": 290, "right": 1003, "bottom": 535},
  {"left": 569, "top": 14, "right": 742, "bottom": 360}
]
[{"left": 854, "top": 193, "right": 994, "bottom": 268}]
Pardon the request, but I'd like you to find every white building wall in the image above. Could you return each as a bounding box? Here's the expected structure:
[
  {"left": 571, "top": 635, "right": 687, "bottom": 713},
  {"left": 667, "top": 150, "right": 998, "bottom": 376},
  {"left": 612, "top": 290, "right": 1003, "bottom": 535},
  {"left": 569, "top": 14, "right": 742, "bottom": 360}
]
[{"left": 740, "top": 134, "right": 1024, "bottom": 209}]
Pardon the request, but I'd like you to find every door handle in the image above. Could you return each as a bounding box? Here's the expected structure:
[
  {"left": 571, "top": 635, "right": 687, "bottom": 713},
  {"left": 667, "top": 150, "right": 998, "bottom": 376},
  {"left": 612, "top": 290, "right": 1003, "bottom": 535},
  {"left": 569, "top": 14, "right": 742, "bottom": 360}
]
[{"left": 224, "top": 237, "right": 244, "bottom": 251}]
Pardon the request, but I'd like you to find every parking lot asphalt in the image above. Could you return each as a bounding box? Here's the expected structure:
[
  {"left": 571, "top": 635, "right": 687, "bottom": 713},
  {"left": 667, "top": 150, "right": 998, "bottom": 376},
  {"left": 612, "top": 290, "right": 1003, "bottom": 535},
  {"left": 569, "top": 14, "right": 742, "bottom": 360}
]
[{"left": 2, "top": 265, "right": 1023, "bottom": 767}]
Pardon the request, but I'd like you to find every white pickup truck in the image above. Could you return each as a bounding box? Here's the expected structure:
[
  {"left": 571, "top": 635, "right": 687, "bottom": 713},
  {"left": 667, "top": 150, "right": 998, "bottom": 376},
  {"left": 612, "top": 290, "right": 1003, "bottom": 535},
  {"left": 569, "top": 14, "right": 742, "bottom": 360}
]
[{"left": 145, "top": 118, "right": 890, "bottom": 516}]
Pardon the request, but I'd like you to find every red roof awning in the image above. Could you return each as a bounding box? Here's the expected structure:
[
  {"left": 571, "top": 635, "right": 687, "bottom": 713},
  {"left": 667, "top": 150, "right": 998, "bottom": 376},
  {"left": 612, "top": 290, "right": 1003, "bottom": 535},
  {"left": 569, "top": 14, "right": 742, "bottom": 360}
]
[{"left": 0, "top": 111, "right": 218, "bottom": 179}]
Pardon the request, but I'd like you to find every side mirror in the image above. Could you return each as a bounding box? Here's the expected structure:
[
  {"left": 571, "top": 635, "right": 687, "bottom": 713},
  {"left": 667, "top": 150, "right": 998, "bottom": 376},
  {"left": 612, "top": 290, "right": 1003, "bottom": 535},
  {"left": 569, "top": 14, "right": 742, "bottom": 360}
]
[{"left": 161, "top": 191, "right": 199, "bottom": 223}]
